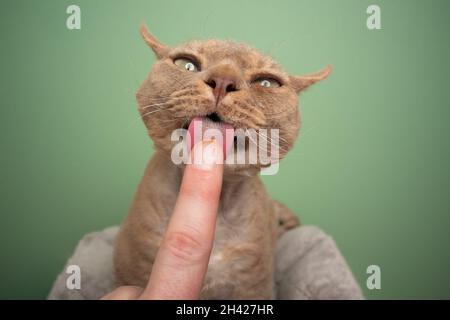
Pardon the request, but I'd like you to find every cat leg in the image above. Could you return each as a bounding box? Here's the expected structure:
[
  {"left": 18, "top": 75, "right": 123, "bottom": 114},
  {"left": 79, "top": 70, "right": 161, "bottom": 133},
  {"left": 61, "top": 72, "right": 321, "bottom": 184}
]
[{"left": 273, "top": 200, "right": 300, "bottom": 237}]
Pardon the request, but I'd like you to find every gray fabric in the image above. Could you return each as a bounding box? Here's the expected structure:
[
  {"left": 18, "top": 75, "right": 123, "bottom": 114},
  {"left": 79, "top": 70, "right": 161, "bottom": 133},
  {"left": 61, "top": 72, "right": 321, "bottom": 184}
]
[{"left": 48, "top": 225, "right": 364, "bottom": 300}]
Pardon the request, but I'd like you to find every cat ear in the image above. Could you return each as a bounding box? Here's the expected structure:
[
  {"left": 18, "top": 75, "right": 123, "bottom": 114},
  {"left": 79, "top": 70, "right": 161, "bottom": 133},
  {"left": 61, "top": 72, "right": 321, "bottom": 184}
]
[
  {"left": 290, "top": 65, "right": 332, "bottom": 93},
  {"left": 140, "top": 23, "right": 170, "bottom": 59}
]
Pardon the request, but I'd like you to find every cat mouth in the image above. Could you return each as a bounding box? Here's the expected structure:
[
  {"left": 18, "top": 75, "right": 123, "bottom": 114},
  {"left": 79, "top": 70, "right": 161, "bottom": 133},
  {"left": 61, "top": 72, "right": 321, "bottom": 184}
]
[
  {"left": 204, "top": 113, "right": 238, "bottom": 145},
  {"left": 182, "top": 112, "right": 223, "bottom": 129},
  {"left": 184, "top": 112, "right": 236, "bottom": 157},
  {"left": 205, "top": 112, "right": 222, "bottom": 123}
]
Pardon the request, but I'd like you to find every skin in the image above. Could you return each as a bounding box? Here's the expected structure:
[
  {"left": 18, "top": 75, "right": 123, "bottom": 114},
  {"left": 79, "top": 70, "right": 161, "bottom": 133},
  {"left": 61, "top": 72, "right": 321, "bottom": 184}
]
[
  {"left": 104, "top": 140, "right": 223, "bottom": 299},
  {"left": 113, "top": 25, "right": 331, "bottom": 299}
]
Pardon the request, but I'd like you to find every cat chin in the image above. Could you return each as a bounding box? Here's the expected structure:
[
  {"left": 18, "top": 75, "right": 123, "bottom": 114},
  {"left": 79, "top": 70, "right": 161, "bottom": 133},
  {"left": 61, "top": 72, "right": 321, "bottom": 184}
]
[{"left": 223, "top": 164, "right": 261, "bottom": 178}]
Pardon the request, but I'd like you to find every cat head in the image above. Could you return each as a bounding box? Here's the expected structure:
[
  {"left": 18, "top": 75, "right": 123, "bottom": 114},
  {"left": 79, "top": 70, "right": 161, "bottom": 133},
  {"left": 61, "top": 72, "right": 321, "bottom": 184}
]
[{"left": 136, "top": 24, "right": 331, "bottom": 176}]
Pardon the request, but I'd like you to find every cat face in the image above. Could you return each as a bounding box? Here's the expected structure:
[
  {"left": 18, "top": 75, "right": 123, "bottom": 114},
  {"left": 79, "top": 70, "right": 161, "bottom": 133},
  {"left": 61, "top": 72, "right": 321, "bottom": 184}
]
[{"left": 136, "top": 24, "right": 330, "bottom": 174}]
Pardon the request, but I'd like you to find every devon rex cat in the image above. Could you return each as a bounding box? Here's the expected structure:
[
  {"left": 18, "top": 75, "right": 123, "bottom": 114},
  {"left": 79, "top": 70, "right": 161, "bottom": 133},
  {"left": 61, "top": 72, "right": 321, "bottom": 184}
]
[{"left": 114, "top": 25, "right": 331, "bottom": 299}]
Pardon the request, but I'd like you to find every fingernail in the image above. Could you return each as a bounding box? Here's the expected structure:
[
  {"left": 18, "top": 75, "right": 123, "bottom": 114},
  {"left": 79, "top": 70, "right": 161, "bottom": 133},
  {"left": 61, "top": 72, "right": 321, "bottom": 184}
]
[{"left": 192, "top": 139, "right": 221, "bottom": 170}]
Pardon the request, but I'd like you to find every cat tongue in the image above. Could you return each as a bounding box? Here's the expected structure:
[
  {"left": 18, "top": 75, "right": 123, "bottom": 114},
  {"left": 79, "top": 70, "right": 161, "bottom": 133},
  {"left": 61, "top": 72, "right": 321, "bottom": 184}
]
[{"left": 187, "top": 116, "right": 234, "bottom": 159}]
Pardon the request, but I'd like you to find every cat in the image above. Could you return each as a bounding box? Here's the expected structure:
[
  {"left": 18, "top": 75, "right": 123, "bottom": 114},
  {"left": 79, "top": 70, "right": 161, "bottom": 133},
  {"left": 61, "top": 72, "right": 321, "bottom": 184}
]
[{"left": 114, "top": 24, "right": 331, "bottom": 299}]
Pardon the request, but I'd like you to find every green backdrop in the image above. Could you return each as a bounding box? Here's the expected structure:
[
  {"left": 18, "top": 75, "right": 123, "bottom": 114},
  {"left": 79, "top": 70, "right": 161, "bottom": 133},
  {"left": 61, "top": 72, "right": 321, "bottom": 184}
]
[{"left": 1, "top": 0, "right": 449, "bottom": 299}]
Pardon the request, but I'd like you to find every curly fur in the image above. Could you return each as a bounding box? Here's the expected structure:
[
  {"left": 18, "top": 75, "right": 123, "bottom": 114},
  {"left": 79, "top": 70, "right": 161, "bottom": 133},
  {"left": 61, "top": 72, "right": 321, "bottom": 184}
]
[{"left": 114, "top": 25, "right": 331, "bottom": 299}]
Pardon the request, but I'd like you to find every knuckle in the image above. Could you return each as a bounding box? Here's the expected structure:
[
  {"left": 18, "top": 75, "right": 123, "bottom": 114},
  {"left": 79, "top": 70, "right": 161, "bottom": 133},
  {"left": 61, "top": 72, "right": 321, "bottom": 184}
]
[{"left": 164, "top": 231, "right": 209, "bottom": 265}]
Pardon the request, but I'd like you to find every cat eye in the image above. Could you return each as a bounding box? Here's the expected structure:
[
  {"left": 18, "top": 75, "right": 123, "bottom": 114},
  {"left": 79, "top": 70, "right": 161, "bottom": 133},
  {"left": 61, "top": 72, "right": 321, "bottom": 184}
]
[
  {"left": 174, "top": 57, "right": 200, "bottom": 72},
  {"left": 253, "top": 77, "right": 281, "bottom": 88}
]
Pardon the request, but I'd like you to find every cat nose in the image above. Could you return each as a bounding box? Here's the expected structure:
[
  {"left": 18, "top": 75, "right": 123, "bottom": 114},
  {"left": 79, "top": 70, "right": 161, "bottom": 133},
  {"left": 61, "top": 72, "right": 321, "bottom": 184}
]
[{"left": 205, "top": 76, "right": 238, "bottom": 104}]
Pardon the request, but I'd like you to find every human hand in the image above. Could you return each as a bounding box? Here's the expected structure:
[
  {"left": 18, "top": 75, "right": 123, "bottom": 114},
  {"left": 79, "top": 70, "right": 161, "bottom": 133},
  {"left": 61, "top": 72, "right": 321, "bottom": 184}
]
[{"left": 102, "top": 139, "right": 223, "bottom": 299}]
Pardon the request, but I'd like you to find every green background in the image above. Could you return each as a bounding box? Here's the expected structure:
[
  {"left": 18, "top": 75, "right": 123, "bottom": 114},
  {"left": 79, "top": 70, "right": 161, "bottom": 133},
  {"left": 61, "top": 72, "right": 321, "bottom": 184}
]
[{"left": 1, "top": 0, "right": 449, "bottom": 299}]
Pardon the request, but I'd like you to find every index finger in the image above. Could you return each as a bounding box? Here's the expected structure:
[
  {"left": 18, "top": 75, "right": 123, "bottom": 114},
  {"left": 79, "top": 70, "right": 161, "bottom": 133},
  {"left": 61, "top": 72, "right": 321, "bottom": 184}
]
[{"left": 140, "top": 139, "right": 223, "bottom": 299}]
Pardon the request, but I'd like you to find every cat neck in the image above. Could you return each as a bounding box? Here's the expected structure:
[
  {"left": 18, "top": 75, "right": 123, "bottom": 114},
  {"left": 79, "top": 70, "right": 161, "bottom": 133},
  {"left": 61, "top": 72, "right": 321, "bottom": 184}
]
[{"left": 132, "top": 152, "right": 266, "bottom": 221}]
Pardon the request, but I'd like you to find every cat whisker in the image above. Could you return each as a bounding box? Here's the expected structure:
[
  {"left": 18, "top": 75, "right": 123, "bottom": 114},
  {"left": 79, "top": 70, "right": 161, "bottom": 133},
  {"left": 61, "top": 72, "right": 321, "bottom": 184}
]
[
  {"left": 232, "top": 109, "right": 265, "bottom": 128},
  {"left": 246, "top": 132, "right": 276, "bottom": 158},
  {"left": 140, "top": 101, "right": 171, "bottom": 110},
  {"left": 259, "top": 138, "right": 289, "bottom": 156},
  {"left": 298, "top": 125, "right": 317, "bottom": 139},
  {"left": 251, "top": 97, "right": 297, "bottom": 118},
  {"left": 258, "top": 132, "right": 289, "bottom": 154},
  {"left": 140, "top": 94, "right": 197, "bottom": 111},
  {"left": 140, "top": 107, "right": 171, "bottom": 119},
  {"left": 156, "top": 117, "right": 190, "bottom": 131},
  {"left": 258, "top": 130, "right": 289, "bottom": 144},
  {"left": 157, "top": 117, "right": 189, "bottom": 124},
  {"left": 245, "top": 129, "right": 287, "bottom": 158},
  {"left": 136, "top": 93, "right": 184, "bottom": 103},
  {"left": 136, "top": 96, "right": 170, "bottom": 102},
  {"left": 135, "top": 83, "right": 193, "bottom": 101},
  {"left": 251, "top": 97, "right": 293, "bottom": 120},
  {"left": 264, "top": 105, "right": 298, "bottom": 118},
  {"left": 170, "top": 89, "right": 199, "bottom": 99}
]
